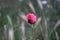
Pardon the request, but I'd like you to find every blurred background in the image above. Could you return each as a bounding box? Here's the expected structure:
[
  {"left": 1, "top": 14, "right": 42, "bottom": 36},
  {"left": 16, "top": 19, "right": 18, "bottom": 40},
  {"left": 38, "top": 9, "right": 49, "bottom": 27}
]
[{"left": 0, "top": 0, "right": 60, "bottom": 40}]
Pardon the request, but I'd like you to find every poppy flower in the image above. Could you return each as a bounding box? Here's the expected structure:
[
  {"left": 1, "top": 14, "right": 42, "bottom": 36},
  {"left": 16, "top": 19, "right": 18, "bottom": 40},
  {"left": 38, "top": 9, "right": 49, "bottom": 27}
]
[{"left": 26, "top": 13, "right": 36, "bottom": 24}]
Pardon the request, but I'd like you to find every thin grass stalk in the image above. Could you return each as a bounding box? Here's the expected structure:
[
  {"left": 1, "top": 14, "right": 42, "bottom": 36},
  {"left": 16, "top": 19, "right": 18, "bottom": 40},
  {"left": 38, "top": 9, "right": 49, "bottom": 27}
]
[
  {"left": 39, "top": 24, "right": 45, "bottom": 40},
  {"left": 7, "top": 15, "right": 14, "bottom": 40},
  {"left": 21, "top": 22, "right": 26, "bottom": 40},
  {"left": 55, "top": 31, "right": 59, "bottom": 40},
  {"left": 49, "top": 20, "right": 60, "bottom": 37},
  {"left": 34, "top": 17, "right": 44, "bottom": 39},
  {"left": 44, "top": 19, "right": 49, "bottom": 40},
  {"left": 4, "top": 25, "right": 8, "bottom": 40},
  {"left": 28, "top": 0, "right": 36, "bottom": 13},
  {"left": 37, "top": 0, "right": 49, "bottom": 40},
  {"left": 8, "top": 28, "right": 14, "bottom": 40}
]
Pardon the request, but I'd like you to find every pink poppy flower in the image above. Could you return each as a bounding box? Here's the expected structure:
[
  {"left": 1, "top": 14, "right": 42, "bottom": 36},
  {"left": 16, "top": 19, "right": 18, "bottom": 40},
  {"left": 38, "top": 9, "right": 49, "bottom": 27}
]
[{"left": 26, "top": 13, "right": 36, "bottom": 24}]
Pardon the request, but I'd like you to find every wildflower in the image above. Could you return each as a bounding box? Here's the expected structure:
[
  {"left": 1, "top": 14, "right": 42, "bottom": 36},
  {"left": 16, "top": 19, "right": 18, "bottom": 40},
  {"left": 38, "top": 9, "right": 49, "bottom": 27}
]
[{"left": 26, "top": 13, "right": 36, "bottom": 24}]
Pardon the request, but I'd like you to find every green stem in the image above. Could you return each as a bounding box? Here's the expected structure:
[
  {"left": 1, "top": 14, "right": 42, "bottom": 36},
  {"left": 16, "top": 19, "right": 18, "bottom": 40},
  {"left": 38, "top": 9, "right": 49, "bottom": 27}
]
[
  {"left": 29, "top": 25, "right": 34, "bottom": 40},
  {"left": 32, "top": 25, "right": 34, "bottom": 40}
]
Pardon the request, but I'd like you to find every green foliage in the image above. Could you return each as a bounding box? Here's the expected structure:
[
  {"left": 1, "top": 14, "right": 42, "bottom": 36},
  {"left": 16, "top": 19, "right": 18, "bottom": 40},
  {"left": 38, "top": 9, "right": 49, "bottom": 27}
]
[{"left": 0, "top": 0, "right": 60, "bottom": 40}]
